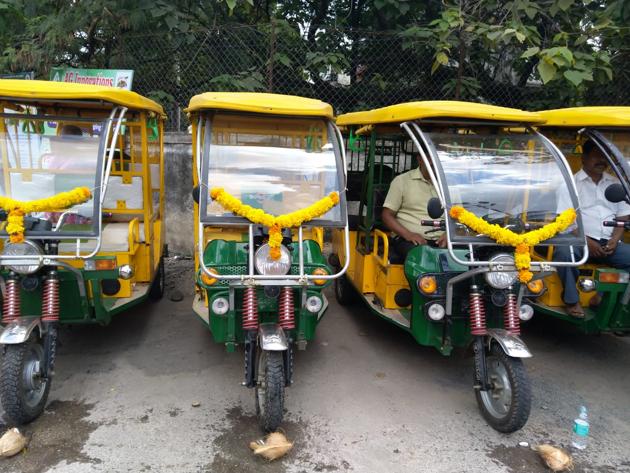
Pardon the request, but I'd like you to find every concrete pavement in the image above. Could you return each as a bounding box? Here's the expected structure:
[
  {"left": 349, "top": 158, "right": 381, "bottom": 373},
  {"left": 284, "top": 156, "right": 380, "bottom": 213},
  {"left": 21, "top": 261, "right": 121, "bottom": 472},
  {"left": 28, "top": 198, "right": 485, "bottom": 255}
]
[{"left": 2, "top": 259, "right": 629, "bottom": 472}]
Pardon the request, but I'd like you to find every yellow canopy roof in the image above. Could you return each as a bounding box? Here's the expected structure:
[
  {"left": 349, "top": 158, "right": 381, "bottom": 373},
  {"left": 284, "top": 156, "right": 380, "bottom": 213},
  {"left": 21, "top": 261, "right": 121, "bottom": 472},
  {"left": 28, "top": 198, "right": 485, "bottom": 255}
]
[
  {"left": 336, "top": 100, "right": 542, "bottom": 126},
  {"left": 538, "top": 107, "right": 630, "bottom": 127},
  {"left": 186, "top": 92, "right": 333, "bottom": 118},
  {"left": 0, "top": 79, "right": 165, "bottom": 116}
]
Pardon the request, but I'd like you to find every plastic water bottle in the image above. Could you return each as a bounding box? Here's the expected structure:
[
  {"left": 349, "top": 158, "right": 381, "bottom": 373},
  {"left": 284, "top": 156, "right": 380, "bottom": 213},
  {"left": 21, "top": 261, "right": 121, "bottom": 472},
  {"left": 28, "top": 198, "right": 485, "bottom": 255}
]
[{"left": 571, "top": 406, "right": 589, "bottom": 450}]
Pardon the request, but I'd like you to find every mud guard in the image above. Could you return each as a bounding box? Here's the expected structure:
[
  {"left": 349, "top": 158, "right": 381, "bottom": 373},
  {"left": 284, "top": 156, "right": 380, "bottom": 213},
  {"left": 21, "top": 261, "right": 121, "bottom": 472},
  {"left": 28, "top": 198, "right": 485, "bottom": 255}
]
[
  {"left": 258, "top": 323, "right": 288, "bottom": 351},
  {"left": 0, "top": 317, "right": 43, "bottom": 344},
  {"left": 486, "top": 328, "right": 532, "bottom": 358}
]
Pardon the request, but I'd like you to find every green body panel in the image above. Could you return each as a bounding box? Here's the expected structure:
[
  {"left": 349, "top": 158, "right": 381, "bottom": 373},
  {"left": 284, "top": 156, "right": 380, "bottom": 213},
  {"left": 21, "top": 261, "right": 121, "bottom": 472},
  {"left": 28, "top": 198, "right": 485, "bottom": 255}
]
[
  {"left": 403, "top": 245, "right": 473, "bottom": 354},
  {"left": 200, "top": 238, "right": 330, "bottom": 346},
  {"left": 533, "top": 268, "right": 630, "bottom": 334},
  {"left": 355, "top": 244, "right": 516, "bottom": 355}
]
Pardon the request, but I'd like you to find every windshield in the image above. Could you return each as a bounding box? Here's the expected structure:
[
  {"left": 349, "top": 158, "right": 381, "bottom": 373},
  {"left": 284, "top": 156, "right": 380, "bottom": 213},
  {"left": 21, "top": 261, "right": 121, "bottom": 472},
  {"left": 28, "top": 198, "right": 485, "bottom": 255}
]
[
  {"left": 425, "top": 130, "right": 582, "bottom": 243},
  {"left": 603, "top": 129, "right": 630, "bottom": 161},
  {"left": 0, "top": 115, "right": 103, "bottom": 236},
  {"left": 201, "top": 113, "right": 344, "bottom": 225}
]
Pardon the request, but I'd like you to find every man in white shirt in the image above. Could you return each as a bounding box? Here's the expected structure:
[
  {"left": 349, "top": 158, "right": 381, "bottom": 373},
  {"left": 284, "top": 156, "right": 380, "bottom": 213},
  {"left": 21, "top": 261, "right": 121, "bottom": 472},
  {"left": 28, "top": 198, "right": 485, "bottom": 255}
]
[{"left": 555, "top": 140, "right": 630, "bottom": 317}]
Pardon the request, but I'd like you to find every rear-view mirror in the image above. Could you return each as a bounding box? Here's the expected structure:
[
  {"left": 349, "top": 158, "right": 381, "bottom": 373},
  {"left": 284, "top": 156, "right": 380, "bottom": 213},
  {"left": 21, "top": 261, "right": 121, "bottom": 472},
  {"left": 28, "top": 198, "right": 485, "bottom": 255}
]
[{"left": 427, "top": 197, "right": 443, "bottom": 219}]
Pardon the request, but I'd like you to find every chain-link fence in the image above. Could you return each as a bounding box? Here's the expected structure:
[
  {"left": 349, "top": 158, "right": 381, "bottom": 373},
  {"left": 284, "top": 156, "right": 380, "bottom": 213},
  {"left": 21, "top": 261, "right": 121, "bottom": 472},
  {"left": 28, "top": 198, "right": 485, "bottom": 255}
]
[{"left": 114, "top": 24, "right": 630, "bottom": 131}]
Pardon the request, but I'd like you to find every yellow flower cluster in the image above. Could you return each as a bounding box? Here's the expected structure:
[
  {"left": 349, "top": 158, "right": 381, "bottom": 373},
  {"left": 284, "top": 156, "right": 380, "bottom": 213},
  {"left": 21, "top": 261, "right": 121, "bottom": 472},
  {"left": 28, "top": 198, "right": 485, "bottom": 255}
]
[
  {"left": 210, "top": 188, "right": 340, "bottom": 260},
  {"left": 449, "top": 206, "right": 576, "bottom": 283},
  {"left": 0, "top": 187, "right": 92, "bottom": 243}
]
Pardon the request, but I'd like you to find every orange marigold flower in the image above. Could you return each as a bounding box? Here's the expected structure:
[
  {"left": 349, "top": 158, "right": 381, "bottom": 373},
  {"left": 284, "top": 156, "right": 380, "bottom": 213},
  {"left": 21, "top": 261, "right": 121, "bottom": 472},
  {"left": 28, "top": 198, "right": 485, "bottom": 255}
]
[
  {"left": 515, "top": 243, "right": 529, "bottom": 254},
  {"left": 449, "top": 206, "right": 463, "bottom": 218}
]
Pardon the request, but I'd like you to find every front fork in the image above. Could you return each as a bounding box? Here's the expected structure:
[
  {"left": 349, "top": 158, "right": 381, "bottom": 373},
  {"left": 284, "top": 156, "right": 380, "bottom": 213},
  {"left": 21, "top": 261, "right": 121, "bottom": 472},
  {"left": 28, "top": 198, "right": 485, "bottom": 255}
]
[
  {"left": 41, "top": 270, "right": 60, "bottom": 378},
  {"left": 1, "top": 270, "right": 60, "bottom": 379},
  {"left": 242, "top": 286, "right": 295, "bottom": 388},
  {"left": 470, "top": 284, "right": 522, "bottom": 391}
]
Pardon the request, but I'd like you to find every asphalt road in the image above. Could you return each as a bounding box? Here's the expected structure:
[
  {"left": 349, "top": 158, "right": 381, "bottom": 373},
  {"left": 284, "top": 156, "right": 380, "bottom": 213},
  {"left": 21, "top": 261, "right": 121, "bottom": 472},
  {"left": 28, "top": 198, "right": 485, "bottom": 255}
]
[{"left": 2, "top": 258, "right": 630, "bottom": 472}]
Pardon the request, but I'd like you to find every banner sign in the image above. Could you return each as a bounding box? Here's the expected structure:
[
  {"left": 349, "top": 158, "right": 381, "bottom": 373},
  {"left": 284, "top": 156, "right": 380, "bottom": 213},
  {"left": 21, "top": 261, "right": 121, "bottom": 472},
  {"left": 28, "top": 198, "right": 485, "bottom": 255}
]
[
  {"left": 0, "top": 71, "right": 35, "bottom": 80},
  {"left": 50, "top": 67, "right": 134, "bottom": 90}
]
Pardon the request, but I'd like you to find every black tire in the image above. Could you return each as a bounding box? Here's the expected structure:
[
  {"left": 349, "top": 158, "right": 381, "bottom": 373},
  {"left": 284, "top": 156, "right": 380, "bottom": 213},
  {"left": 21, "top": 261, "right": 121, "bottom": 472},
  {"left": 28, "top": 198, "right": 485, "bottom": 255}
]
[
  {"left": 148, "top": 257, "right": 165, "bottom": 301},
  {"left": 255, "top": 350, "right": 285, "bottom": 432},
  {"left": 0, "top": 339, "right": 51, "bottom": 425},
  {"left": 334, "top": 273, "right": 356, "bottom": 306},
  {"left": 475, "top": 343, "right": 531, "bottom": 433}
]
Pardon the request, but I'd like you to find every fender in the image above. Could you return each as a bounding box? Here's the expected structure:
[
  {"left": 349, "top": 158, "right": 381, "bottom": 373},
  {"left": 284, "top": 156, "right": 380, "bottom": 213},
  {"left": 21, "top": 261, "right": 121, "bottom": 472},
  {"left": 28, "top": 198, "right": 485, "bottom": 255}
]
[
  {"left": 486, "top": 328, "right": 532, "bottom": 358},
  {"left": 0, "top": 317, "right": 44, "bottom": 344},
  {"left": 258, "top": 323, "right": 288, "bottom": 351}
]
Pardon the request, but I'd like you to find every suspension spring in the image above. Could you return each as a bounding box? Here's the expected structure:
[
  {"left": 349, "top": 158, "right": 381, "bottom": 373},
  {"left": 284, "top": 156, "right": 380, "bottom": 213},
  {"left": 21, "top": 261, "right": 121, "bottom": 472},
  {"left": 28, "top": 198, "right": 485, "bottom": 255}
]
[
  {"left": 278, "top": 287, "right": 295, "bottom": 330},
  {"left": 503, "top": 292, "right": 520, "bottom": 336},
  {"left": 469, "top": 287, "right": 487, "bottom": 336},
  {"left": 2, "top": 277, "right": 21, "bottom": 324},
  {"left": 41, "top": 274, "right": 60, "bottom": 323},
  {"left": 242, "top": 287, "right": 259, "bottom": 331}
]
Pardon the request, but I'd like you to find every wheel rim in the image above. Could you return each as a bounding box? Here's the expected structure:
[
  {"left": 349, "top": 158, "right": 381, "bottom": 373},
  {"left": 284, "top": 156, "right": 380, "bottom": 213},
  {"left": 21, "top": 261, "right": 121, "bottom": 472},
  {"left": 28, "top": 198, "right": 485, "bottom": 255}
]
[
  {"left": 479, "top": 356, "right": 513, "bottom": 419},
  {"left": 256, "top": 350, "right": 267, "bottom": 417},
  {"left": 22, "top": 343, "right": 47, "bottom": 410}
]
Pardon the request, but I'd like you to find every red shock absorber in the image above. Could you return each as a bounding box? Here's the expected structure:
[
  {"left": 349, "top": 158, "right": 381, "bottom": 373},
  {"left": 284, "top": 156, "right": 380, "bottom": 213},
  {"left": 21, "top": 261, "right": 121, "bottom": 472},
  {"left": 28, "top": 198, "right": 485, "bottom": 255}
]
[
  {"left": 41, "top": 273, "right": 60, "bottom": 322},
  {"left": 242, "top": 286, "right": 259, "bottom": 331},
  {"left": 469, "top": 285, "right": 487, "bottom": 336},
  {"left": 503, "top": 292, "right": 520, "bottom": 336},
  {"left": 278, "top": 287, "right": 295, "bottom": 330},
  {"left": 2, "top": 277, "right": 21, "bottom": 324}
]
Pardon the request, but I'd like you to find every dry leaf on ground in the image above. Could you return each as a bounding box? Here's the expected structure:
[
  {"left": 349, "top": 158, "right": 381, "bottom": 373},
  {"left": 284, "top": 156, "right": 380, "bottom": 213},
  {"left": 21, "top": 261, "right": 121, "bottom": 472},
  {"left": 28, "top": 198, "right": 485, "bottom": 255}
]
[
  {"left": 249, "top": 431, "right": 293, "bottom": 461},
  {"left": 0, "top": 428, "right": 28, "bottom": 458},
  {"left": 533, "top": 444, "right": 574, "bottom": 472}
]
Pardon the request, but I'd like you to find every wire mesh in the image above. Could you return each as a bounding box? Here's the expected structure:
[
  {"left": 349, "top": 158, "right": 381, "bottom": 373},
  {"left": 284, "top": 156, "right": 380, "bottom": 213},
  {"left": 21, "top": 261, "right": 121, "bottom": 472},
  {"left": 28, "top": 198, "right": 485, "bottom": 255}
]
[{"left": 113, "top": 25, "right": 630, "bottom": 131}]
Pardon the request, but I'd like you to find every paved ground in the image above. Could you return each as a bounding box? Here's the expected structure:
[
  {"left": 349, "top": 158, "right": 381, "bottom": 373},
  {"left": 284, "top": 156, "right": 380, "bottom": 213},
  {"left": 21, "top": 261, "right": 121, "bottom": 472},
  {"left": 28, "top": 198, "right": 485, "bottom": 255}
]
[{"left": 2, "top": 258, "right": 630, "bottom": 472}]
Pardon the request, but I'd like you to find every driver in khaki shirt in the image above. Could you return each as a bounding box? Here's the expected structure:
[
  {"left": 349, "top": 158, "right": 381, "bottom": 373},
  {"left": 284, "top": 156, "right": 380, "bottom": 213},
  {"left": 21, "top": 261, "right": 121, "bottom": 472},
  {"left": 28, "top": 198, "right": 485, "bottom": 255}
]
[{"left": 382, "top": 153, "right": 447, "bottom": 261}]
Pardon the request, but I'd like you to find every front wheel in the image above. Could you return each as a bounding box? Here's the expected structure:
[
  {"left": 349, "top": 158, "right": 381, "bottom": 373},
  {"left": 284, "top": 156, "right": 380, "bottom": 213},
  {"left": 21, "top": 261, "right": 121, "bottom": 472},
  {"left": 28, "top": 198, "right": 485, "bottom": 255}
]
[
  {"left": 475, "top": 343, "right": 531, "bottom": 433},
  {"left": 334, "top": 273, "right": 356, "bottom": 306},
  {"left": 148, "top": 257, "right": 165, "bottom": 301},
  {"left": 255, "top": 350, "right": 285, "bottom": 432},
  {"left": 0, "top": 338, "right": 51, "bottom": 425}
]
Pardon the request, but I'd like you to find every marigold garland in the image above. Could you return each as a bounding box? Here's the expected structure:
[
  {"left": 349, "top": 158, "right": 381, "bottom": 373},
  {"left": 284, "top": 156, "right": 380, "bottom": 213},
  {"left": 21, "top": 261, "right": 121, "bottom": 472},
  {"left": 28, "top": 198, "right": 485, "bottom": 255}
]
[
  {"left": 0, "top": 187, "right": 92, "bottom": 243},
  {"left": 210, "top": 187, "right": 340, "bottom": 260},
  {"left": 449, "top": 206, "right": 576, "bottom": 283}
]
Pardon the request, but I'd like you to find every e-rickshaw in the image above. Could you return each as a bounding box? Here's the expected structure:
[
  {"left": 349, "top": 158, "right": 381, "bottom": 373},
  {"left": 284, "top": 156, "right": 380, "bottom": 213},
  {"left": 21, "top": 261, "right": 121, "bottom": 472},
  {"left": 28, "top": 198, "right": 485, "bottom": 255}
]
[
  {"left": 533, "top": 107, "right": 630, "bottom": 334},
  {"left": 0, "top": 80, "right": 166, "bottom": 424},
  {"left": 331, "top": 101, "right": 587, "bottom": 432},
  {"left": 188, "top": 93, "right": 349, "bottom": 432}
]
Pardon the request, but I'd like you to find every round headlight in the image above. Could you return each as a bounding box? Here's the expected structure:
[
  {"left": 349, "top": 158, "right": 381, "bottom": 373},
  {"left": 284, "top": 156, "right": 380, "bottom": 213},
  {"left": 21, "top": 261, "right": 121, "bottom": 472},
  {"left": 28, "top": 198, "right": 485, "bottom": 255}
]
[
  {"left": 255, "top": 244, "right": 291, "bottom": 275},
  {"left": 427, "top": 303, "right": 445, "bottom": 321},
  {"left": 211, "top": 297, "right": 230, "bottom": 315},
  {"left": 519, "top": 304, "right": 534, "bottom": 321},
  {"left": 2, "top": 240, "right": 43, "bottom": 275},
  {"left": 305, "top": 295, "right": 323, "bottom": 313},
  {"left": 484, "top": 253, "right": 518, "bottom": 289}
]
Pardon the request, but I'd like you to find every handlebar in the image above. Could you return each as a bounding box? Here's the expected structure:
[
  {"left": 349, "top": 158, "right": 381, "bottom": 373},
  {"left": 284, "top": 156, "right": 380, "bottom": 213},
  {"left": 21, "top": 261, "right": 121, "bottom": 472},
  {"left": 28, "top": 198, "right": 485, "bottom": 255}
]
[
  {"left": 604, "top": 220, "right": 630, "bottom": 229},
  {"left": 421, "top": 219, "right": 542, "bottom": 231},
  {"left": 421, "top": 219, "right": 445, "bottom": 229}
]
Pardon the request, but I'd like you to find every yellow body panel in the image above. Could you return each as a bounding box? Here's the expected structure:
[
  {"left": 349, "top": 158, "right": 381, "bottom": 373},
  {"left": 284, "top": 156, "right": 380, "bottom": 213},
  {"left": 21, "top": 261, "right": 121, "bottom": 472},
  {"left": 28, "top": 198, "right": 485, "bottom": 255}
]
[
  {"left": 337, "top": 100, "right": 543, "bottom": 126},
  {"left": 186, "top": 92, "right": 333, "bottom": 118},
  {"left": 375, "top": 264, "right": 409, "bottom": 309},
  {"left": 339, "top": 229, "right": 410, "bottom": 302},
  {"left": 538, "top": 107, "right": 630, "bottom": 128},
  {"left": 353, "top": 251, "right": 376, "bottom": 293},
  {"left": 0, "top": 79, "right": 164, "bottom": 116},
  {"left": 539, "top": 265, "right": 602, "bottom": 308}
]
